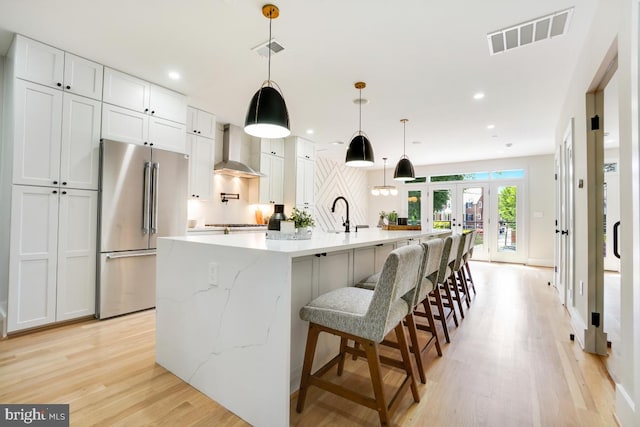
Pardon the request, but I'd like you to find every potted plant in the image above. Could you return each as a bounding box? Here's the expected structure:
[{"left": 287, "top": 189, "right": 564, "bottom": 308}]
[
  {"left": 289, "top": 207, "right": 315, "bottom": 239},
  {"left": 388, "top": 210, "right": 398, "bottom": 225}
]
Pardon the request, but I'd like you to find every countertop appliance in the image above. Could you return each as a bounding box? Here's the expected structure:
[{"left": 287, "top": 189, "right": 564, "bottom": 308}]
[{"left": 98, "top": 139, "right": 188, "bottom": 319}]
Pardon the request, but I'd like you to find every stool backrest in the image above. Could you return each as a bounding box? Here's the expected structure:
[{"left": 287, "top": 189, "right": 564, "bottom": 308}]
[
  {"left": 418, "top": 238, "right": 444, "bottom": 302},
  {"left": 437, "top": 236, "right": 453, "bottom": 284},
  {"left": 467, "top": 230, "right": 478, "bottom": 258},
  {"left": 453, "top": 232, "right": 468, "bottom": 271},
  {"left": 367, "top": 244, "right": 424, "bottom": 341}
]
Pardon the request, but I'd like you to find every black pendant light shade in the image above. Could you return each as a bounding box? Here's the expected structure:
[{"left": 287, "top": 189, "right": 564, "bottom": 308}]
[
  {"left": 244, "top": 84, "right": 290, "bottom": 138},
  {"left": 394, "top": 156, "right": 415, "bottom": 181},
  {"left": 394, "top": 118, "right": 415, "bottom": 181},
  {"left": 346, "top": 81, "right": 374, "bottom": 167},
  {"left": 346, "top": 134, "right": 375, "bottom": 166},
  {"left": 244, "top": 4, "right": 290, "bottom": 139}
]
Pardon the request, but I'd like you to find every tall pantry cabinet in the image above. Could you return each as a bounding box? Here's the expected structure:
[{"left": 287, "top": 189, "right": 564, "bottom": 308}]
[{"left": 1, "top": 35, "right": 100, "bottom": 332}]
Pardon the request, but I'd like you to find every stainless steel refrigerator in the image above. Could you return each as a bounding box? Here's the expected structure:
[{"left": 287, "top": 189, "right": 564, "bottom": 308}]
[{"left": 98, "top": 139, "right": 188, "bottom": 319}]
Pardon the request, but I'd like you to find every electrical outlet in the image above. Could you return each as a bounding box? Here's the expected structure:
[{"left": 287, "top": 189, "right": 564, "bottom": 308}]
[
  {"left": 208, "top": 262, "right": 218, "bottom": 286},
  {"left": 580, "top": 280, "right": 584, "bottom": 296}
]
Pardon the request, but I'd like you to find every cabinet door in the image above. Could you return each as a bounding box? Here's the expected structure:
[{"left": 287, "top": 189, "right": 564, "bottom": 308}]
[
  {"left": 296, "top": 157, "right": 315, "bottom": 205},
  {"left": 374, "top": 242, "right": 396, "bottom": 272},
  {"left": 196, "top": 109, "right": 216, "bottom": 139},
  {"left": 103, "top": 68, "right": 150, "bottom": 113},
  {"left": 353, "top": 246, "right": 376, "bottom": 284},
  {"left": 14, "top": 35, "right": 64, "bottom": 89},
  {"left": 60, "top": 93, "right": 101, "bottom": 190},
  {"left": 270, "top": 154, "right": 285, "bottom": 204},
  {"left": 101, "top": 103, "right": 149, "bottom": 146},
  {"left": 148, "top": 116, "right": 186, "bottom": 153},
  {"left": 13, "top": 80, "right": 62, "bottom": 187},
  {"left": 63, "top": 53, "right": 104, "bottom": 100},
  {"left": 188, "top": 135, "right": 215, "bottom": 199},
  {"left": 186, "top": 107, "right": 197, "bottom": 135},
  {"left": 56, "top": 189, "right": 97, "bottom": 321},
  {"left": 261, "top": 138, "right": 285, "bottom": 157},
  {"left": 8, "top": 186, "right": 59, "bottom": 332},
  {"left": 259, "top": 153, "right": 272, "bottom": 204},
  {"left": 296, "top": 137, "right": 315, "bottom": 161},
  {"left": 149, "top": 84, "right": 186, "bottom": 124}
]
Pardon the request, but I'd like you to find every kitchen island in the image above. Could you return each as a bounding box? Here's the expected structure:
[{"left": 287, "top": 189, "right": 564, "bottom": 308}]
[{"left": 155, "top": 228, "right": 450, "bottom": 426}]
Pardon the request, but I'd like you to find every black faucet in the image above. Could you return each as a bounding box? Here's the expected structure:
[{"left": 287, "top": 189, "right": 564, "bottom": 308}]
[{"left": 331, "top": 196, "right": 350, "bottom": 233}]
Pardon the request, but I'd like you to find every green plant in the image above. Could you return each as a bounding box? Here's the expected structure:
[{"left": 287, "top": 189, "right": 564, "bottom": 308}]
[
  {"left": 388, "top": 210, "right": 398, "bottom": 222},
  {"left": 289, "top": 207, "right": 315, "bottom": 229}
]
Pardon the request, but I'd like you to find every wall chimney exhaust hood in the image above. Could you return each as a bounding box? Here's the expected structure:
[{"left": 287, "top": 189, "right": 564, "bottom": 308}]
[{"left": 214, "top": 124, "right": 264, "bottom": 178}]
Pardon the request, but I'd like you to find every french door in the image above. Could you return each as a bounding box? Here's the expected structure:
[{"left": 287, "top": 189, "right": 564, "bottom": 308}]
[
  {"left": 489, "top": 181, "right": 525, "bottom": 263},
  {"left": 428, "top": 184, "right": 489, "bottom": 260}
]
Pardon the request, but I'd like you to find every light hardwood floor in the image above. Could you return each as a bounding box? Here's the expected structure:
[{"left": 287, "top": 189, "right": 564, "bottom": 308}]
[{"left": 0, "top": 262, "right": 617, "bottom": 426}]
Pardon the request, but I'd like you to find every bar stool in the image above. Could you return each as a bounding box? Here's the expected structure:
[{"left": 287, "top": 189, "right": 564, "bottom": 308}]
[
  {"left": 446, "top": 233, "right": 467, "bottom": 318},
  {"left": 356, "top": 239, "right": 444, "bottom": 384},
  {"left": 463, "top": 230, "right": 478, "bottom": 296},
  {"left": 429, "top": 235, "right": 459, "bottom": 343},
  {"left": 296, "top": 245, "right": 424, "bottom": 426},
  {"left": 452, "top": 232, "right": 471, "bottom": 309}
]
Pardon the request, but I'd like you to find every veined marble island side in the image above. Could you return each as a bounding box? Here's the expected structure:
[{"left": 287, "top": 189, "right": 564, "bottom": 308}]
[{"left": 156, "top": 229, "right": 450, "bottom": 426}]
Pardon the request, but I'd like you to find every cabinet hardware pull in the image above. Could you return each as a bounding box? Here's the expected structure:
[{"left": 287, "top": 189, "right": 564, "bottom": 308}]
[
  {"left": 52, "top": 190, "right": 57, "bottom": 194},
  {"left": 376, "top": 244, "right": 383, "bottom": 247},
  {"left": 56, "top": 82, "right": 62, "bottom": 87},
  {"left": 149, "top": 143, "right": 154, "bottom": 146},
  {"left": 145, "top": 108, "right": 149, "bottom": 112},
  {"left": 53, "top": 181, "right": 58, "bottom": 185},
  {"left": 61, "top": 191, "right": 67, "bottom": 195},
  {"left": 66, "top": 85, "right": 70, "bottom": 90},
  {"left": 198, "top": 131, "right": 201, "bottom": 134},
  {"left": 151, "top": 110, "right": 155, "bottom": 114},
  {"left": 62, "top": 182, "right": 67, "bottom": 185},
  {"left": 193, "top": 129, "right": 197, "bottom": 133},
  {"left": 144, "top": 142, "right": 148, "bottom": 145}
]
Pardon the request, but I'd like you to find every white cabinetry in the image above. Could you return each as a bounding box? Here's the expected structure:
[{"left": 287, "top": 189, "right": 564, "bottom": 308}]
[
  {"left": 7, "top": 186, "right": 97, "bottom": 331},
  {"left": 187, "top": 106, "right": 216, "bottom": 139},
  {"left": 285, "top": 136, "right": 316, "bottom": 213},
  {"left": 102, "top": 68, "right": 186, "bottom": 153},
  {"left": 12, "top": 79, "right": 100, "bottom": 190},
  {"left": 255, "top": 139, "right": 285, "bottom": 204},
  {"left": 186, "top": 107, "right": 216, "bottom": 199},
  {"left": 187, "top": 134, "right": 215, "bottom": 199},
  {"left": 14, "top": 35, "right": 104, "bottom": 100}
]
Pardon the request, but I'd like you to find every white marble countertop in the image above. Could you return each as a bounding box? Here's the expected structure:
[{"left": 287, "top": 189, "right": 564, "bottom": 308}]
[{"left": 162, "top": 228, "right": 450, "bottom": 258}]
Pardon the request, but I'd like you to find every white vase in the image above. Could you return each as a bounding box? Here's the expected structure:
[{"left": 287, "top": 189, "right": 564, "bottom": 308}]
[{"left": 295, "top": 227, "right": 312, "bottom": 240}]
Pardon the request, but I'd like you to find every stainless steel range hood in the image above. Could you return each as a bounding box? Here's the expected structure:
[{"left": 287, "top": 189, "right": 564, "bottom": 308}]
[{"left": 214, "top": 124, "right": 264, "bottom": 178}]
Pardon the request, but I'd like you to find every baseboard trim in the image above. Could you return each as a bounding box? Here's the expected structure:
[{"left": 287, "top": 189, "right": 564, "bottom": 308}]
[
  {"left": 567, "top": 305, "right": 587, "bottom": 350},
  {"left": 526, "top": 257, "right": 554, "bottom": 267},
  {"left": 616, "top": 383, "right": 637, "bottom": 426},
  {"left": 0, "top": 305, "right": 6, "bottom": 338}
]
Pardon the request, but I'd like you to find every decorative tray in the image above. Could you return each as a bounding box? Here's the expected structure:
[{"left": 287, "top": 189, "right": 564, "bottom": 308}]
[{"left": 382, "top": 225, "right": 422, "bottom": 230}]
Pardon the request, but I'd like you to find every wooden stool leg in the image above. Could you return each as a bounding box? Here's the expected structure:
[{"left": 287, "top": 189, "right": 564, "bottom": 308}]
[
  {"left": 296, "top": 323, "right": 320, "bottom": 413},
  {"left": 363, "top": 340, "right": 390, "bottom": 426},
  {"left": 449, "top": 274, "right": 465, "bottom": 319},
  {"left": 395, "top": 323, "right": 420, "bottom": 403},
  {"left": 441, "top": 281, "right": 459, "bottom": 327},
  {"left": 465, "top": 262, "right": 477, "bottom": 294},
  {"left": 431, "top": 288, "right": 451, "bottom": 343},
  {"left": 337, "top": 337, "right": 348, "bottom": 376},
  {"left": 421, "top": 298, "right": 443, "bottom": 356},
  {"left": 405, "top": 313, "right": 426, "bottom": 384},
  {"left": 352, "top": 341, "right": 360, "bottom": 361},
  {"left": 458, "top": 270, "right": 471, "bottom": 307}
]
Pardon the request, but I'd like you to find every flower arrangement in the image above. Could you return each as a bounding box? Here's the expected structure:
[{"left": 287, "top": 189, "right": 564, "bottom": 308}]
[{"left": 289, "top": 207, "right": 316, "bottom": 229}]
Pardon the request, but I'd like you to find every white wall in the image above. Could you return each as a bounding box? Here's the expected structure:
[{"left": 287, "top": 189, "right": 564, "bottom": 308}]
[
  {"left": 555, "top": 0, "right": 639, "bottom": 424},
  {"left": 367, "top": 154, "right": 555, "bottom": 266},
  {"left": 0, "top": 54, "right": 7, "bottom": 334}
]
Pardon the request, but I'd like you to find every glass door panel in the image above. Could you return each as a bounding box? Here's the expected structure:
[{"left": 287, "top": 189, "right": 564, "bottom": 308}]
[
  {"left": 430, "top": 186, "right": 456, "bottom": 232},
  {"left": 459, "top": 185, "right": 488, "bottom": 260},
  {"left": 491, "top": 182, "right": 525, "bottom": 263}
]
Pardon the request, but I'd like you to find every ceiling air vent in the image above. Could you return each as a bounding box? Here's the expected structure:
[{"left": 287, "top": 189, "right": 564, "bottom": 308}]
[
  {"left": 252, "top": 38, "right": 285, "bottom": 58},
  {"left": 487, "top": 7, "right": 574, "bottom": 55}
]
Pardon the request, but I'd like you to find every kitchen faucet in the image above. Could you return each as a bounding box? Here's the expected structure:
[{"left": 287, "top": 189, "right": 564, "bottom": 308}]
[{"left": 331, "top": 196, "right": 350, "bottom": 233}]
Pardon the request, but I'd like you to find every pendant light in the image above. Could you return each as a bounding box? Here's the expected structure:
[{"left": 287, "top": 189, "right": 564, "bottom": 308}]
[
  {"left": 244, "top": 4, "right": 290, "bottom": 139},
  {"left": 345, "top": 82, "right": 374, "bottom": 167},
  {"left": 371, "top": 157, "right": 398, "bottom": 196},
  {"left": 394, "top": 118, "right": 415, "bottom": 181}
]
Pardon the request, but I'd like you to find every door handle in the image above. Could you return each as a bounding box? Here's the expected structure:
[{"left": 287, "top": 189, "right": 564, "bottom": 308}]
[
  {"left": 142, "top": 162, "right": 151, "bottom": 234},
  {"left": 555, "top": 229, "right": 560, "bottom": 234},
  {"left": 106, "top": 250, "right": 157, "bottom": 260},
  {"left": 151, "top": 162, "right": 159, "bottom": 234},
  {"left": 613, "top": 221, "right": 621, "bottom": 259}
]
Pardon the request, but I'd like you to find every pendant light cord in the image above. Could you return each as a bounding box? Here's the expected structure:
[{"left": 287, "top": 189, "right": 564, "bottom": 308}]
[
  {"left": 403, "top": 121, "right": 406, "bottom": 157},
  {"left": 383, "top": 158, "right": 387, "bottom": 186},
  {"left": 268, "top": 10, "right": 272, "bottom": 83}
]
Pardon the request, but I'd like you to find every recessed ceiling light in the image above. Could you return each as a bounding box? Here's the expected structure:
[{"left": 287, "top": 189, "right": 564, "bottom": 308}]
[
  {"left": 332, "top": 141, "right": 344, "bottom": 145},
  {"left": 473, "top": 92, "right": 485, "bottom": 100},
  {"left": 487, "top": 124, "right": 495, "bottom": 129},
  {"left": 168, "top": 71, "right": 180, "bottom": 80},
  {"left": 306, "top": 129, "right": 314, "bottom": 135}
]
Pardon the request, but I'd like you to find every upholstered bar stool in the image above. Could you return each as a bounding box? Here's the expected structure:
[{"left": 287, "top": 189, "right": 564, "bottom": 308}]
[
  {"left": 452, "top": 232, "right": 471, "bottom": 309},
  {"left": 463, "top": 230, "right": 478, "bottom": 296},
  {"left": 429, "top": 235, "right": 458, "bottom": 343},
  {"left": 355, "top": 239, "right": 444, "bottom": 384},
  {"left": 445, "top": 233, "right": 467, "bottom": 319},
  {"left": 296, "top": 245, "right": 424, "bottom": 426}
]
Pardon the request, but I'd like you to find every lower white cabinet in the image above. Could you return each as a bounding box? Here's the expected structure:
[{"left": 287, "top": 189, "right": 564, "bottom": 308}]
[
  {"left": 353, "top": 242, "right": 397, "bottom": 284},
  {"left": 187, "top": 134, "right": 215, "bottom": 199},
  {"left": 102, "top": 104, "right": 186, "bottom": 153},
  {"left": 7, "top": 185, "right": 97, "bottom": 332}
]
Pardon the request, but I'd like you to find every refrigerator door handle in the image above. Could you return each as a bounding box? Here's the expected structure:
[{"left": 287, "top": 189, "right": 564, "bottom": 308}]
[
  {"left": 143, "top": 161, "right": 151, "bottom": 234},
  {"left": 106, "top": 250, "right": 157, "bottom": 260},
  {"left": 151, "top": 162, "right": 159, "bottom": 234}
]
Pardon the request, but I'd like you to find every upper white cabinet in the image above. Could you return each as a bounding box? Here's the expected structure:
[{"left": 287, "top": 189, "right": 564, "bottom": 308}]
[
  {"left": 284, "top": 136, "right": 316, "bottom": 211},
  {"left": 12, "top": 80, "right": 101, "bottom": 189},
  {"left": 14, "top": 35, "right": 103, "bottom": 100},
  {"left": 103, "top": 67, "right": 186, "bottom": 124},
  {"left": 187, "top": 107, "right": 216, "bottom": 139},
  {"left": 261, "top": 138, "right": 285, "bottom": 157},
  {"left": 187, "top": 134, "right": 215, "bottom": 199},
  {"left": 258, "top": 153, "right": 285, "bottom": 204},
  {"left": 148, "top": 116, "right": 186, "bottom": 152}
]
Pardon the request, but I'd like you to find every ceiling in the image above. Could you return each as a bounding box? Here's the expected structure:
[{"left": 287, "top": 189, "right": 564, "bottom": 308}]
[{"left": 0, "top": 0, "right": 598, "bottom": 169}]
